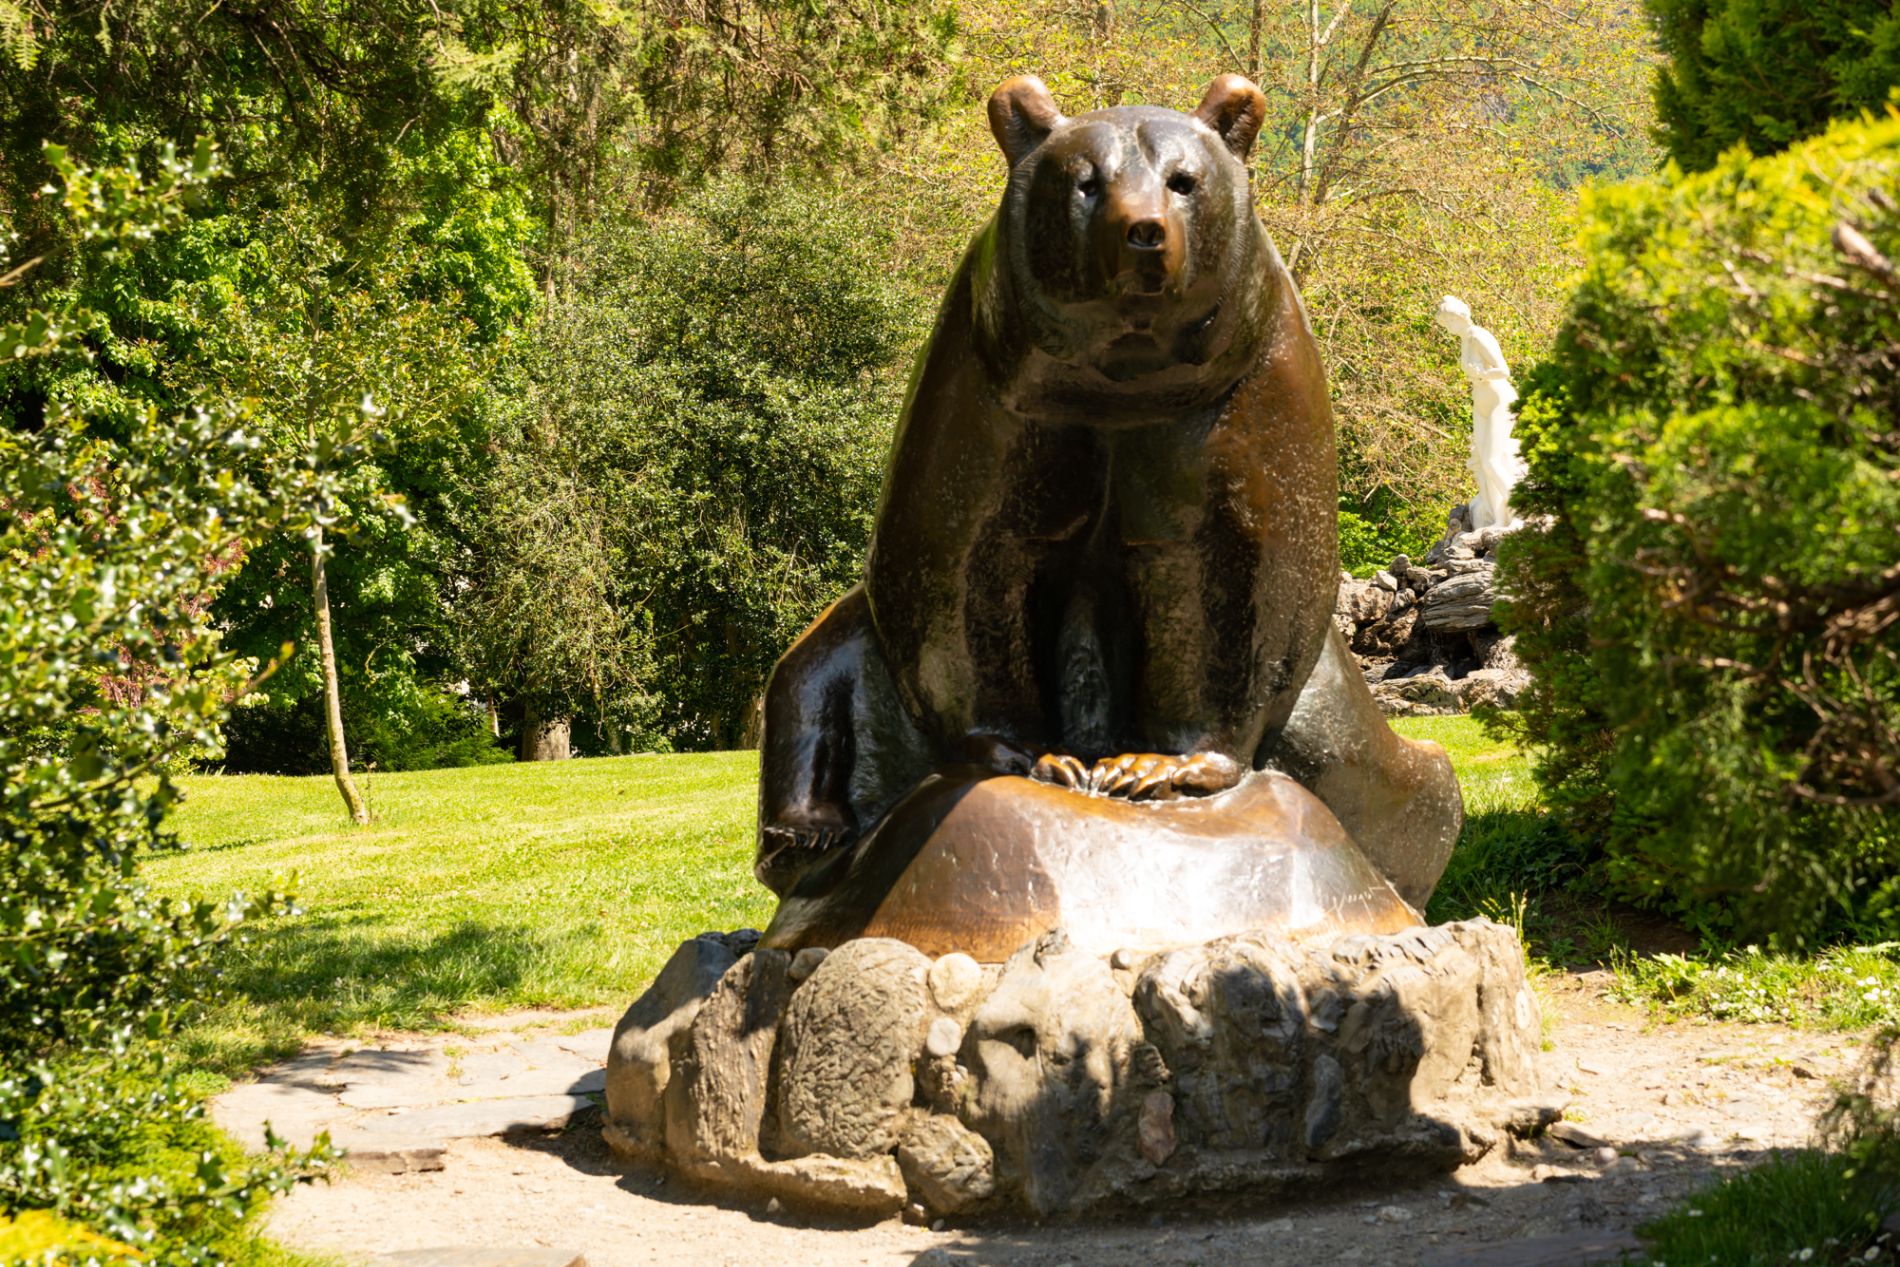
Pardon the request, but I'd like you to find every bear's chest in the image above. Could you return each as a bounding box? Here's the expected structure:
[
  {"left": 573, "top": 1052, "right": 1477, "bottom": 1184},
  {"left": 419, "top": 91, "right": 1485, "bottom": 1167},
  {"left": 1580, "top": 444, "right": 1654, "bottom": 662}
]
[{"left": 982, "top": 418, "right": 1222, "bottom": 554}]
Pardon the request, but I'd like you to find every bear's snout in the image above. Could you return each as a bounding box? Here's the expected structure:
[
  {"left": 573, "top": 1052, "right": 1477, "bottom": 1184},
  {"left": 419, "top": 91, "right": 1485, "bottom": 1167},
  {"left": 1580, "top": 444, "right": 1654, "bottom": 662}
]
[
  {"left": 1097, "top": 181, "right": 1181, "bottom": 296},
  {"left": 1125, "top": 218, "right": 1165, "bottom": 250}
]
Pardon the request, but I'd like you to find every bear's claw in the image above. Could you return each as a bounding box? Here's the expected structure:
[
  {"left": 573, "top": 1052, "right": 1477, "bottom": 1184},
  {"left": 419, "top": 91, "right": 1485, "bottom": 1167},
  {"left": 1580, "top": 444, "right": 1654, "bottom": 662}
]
[
  {"left": 1031, "top": 752, "right": 1091, "bottom": 789},
  {"left": 761, "top": 823, "right": 854, "bottom": 853},
  {"left": 1032, "top": 751, "right": 1243, "bottom": 800}
]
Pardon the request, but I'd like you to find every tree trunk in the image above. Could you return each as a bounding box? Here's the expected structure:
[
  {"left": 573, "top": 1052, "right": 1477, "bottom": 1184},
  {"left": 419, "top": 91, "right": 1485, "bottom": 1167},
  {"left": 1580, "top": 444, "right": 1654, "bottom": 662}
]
[
  {"left": 519, "top": 700, "right": 572, "bottom": 761},
  {"left": 487, "top": 694, "right": 501, "bottom": 737},
  {"left": 1299, "top": 0, "right": 1322, "bottom": 207},
  {"left": 1246, "top": 0, "right": 1264, "bottom": 82},
  {"left": 312, "top": 524, "right": 369, "bottom": 825}
]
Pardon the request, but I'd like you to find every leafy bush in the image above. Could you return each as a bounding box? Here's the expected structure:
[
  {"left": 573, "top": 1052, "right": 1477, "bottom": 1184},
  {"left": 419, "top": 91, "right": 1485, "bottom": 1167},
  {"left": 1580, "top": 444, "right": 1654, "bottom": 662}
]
[
  {"left": 0, "top": 1210, "right": 139, "bottom": 1265},
  {"left": 1, "top": 145, "right": 322, "bottom": 1260},
  {"left": 220, "top": 683, "right": 507, "bottom": 774},
  {"left": 1498, "top": 114, "right": 1900, "bottom": 945},
  {"left": 1647, "top": 0, "right": 1900, "bottom": 171},
  {"left": 460, "top": 176, "right": 925, "bottom": 749},
  {"left": 1337, "top": 493, "right": 1447, "bottom": 577}
]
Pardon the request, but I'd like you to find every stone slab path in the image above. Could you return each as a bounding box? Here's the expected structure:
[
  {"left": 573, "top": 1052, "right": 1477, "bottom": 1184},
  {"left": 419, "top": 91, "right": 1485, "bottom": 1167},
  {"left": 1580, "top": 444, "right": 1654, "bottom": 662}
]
[
  {"left": 215, "top": 977, "right": 1874, "bottom": 1267},
  {"left": 212, "top": 1019, "right": 609, "bottom": 1175}
]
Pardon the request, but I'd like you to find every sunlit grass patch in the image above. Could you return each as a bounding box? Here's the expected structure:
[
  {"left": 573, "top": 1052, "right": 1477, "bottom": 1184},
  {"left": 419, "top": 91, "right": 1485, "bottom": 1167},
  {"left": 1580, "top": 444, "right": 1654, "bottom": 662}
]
[
  {"left": 156, "top": 751, "right": 774, "bottom": 1074},
  {"left": 1611, "top": 943, "right": 1900, "bottom": 1031}
]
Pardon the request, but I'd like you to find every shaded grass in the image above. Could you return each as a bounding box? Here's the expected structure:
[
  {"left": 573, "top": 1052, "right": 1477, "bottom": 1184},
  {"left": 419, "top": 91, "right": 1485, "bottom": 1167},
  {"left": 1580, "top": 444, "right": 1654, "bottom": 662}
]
[
  {"left": 1399, "top": 723, "right": 1900, "bottom": 1033},
  {"left": 1401, "top": 715, "right": 1586, "bottom": 930},
  {"left": 1639, "top": 1147, "right": 1898, "bottom": 1265}
]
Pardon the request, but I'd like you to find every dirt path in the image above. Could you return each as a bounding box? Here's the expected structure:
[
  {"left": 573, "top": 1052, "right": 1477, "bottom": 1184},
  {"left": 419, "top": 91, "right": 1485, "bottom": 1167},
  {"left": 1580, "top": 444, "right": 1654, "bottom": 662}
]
[{"left": 228, "top": 973, "right": 1868, "bottom": 1267}]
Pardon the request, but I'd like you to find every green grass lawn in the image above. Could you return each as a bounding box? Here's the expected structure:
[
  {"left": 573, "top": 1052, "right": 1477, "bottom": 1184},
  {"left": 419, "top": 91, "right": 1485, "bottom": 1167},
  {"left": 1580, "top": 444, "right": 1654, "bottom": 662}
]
[
  {"left": 155, "top": 716, "right": 1900, "bottom": 1077},
  {"left": 160, "top": 717, "right": 1524, "bottom": 1072},
  {"left": 156, "top": 751, "right": 776, "bottom": 1073}
]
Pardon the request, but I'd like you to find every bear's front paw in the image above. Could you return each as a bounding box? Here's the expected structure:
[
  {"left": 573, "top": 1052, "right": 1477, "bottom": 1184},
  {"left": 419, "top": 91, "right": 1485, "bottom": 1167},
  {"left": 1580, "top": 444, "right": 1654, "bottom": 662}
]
[{"left": 1086, "top": 751, "right": 1242, "bottom": 800}]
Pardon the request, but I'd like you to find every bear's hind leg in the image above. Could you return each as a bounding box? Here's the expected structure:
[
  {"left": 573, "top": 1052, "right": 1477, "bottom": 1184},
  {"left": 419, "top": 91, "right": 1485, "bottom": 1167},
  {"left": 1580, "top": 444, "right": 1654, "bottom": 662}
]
[
  {"left": 1256, "top": 624, "right": 1463, "bottom": 911},
  {"left": 756, "top": 584, "right": 932, "bottom": 895}
]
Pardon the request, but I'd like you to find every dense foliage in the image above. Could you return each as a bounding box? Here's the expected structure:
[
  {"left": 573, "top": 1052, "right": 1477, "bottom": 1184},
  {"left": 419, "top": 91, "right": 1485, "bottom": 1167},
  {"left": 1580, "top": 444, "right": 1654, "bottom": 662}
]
[
  {"left": 0, "top": 0, "right": 960, "bottom": 773},
  {"left": 0, "top": 146, "right": 321, "bottom": 1262},
  {"left": 462, "top": 180, "right": 921, "bottom": 750},
  {"left": 1499, "top": 115, "right": 1900, "bottom": 944},
  {"left": 1647, "top": 0, "right": 1900, "bottom": 171}
]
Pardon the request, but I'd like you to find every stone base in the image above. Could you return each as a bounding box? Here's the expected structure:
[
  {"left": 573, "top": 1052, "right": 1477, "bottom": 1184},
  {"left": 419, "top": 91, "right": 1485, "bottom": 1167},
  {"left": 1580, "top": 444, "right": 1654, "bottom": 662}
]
[{"left": 603, "top": 920, "right": 1546, "bottom": 1220}]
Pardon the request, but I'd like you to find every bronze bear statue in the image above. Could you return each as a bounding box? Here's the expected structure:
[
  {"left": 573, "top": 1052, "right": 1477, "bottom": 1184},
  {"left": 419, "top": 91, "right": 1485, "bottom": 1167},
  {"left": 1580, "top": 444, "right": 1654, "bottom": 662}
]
[{"left": 754, "top": 74, "right": 1461, "bottom": 959}]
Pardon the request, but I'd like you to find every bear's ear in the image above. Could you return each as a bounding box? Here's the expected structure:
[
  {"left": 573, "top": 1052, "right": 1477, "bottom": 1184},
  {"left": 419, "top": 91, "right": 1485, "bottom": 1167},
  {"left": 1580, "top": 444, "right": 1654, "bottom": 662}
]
[
  {"left": 988, "top": 76, "right": 1065, "bottom": 168},
  {"left": 1193, "top": 74, "right": 1267, "bottom": 161}
]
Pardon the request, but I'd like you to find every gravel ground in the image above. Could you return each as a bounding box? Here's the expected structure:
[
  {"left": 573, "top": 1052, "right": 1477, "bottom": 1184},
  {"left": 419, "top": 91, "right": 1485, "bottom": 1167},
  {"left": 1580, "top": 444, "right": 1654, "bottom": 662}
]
[{"left": 224, "top": 971, "right": 1870, "bottom": 1267}]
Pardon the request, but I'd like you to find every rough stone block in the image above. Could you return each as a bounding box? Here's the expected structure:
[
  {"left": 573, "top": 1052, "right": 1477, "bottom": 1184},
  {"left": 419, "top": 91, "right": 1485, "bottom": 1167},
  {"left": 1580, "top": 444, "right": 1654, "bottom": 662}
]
[
  {"left": 605, "top": 934, "right": 738, "bottom": 1150},
  {"left": 965, "top": 931, "right": 1142, "bottom": 1216},
  {"left": 1418, "top": 569, "right": 1497, "bottom": 632},
  {"left": 604, "top": 919, "right": 1540, "bottom": 1220},
  {"left": 351, "top": 1093, "right": 594, "bottom": 1140},
  {"left": 896, "top": 1113, "right": 996, "bottom": 1214},
  {"left": 664, "top": 948, "right": 792, "bottom": 1163},
  {"left": 926, "top": 952, "right": 984, "bottom": 1012},
  {"left": 778, "top": 938, "right": 929, "bottom": 1159},
  {"left": 336, "top": 1138, "right": 448, "bottom": 1173},
  {"left": 708, "top": 1151, "right": 908, "bottom": 1216},
  {"left": 1134, "top": 937, "right": 1306, "bottom": 1154}
]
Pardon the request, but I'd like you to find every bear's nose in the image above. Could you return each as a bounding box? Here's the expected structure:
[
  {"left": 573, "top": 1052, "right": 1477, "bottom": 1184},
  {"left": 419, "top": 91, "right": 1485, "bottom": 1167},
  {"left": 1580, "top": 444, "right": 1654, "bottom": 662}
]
[{"left": 1125, "top": 219, "right": 1166, "bottom": 250}]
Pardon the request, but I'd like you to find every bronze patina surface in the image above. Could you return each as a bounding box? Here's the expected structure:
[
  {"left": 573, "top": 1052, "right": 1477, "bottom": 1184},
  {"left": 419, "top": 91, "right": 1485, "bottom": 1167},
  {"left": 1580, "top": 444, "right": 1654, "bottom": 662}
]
[
  {"left": 760, "top": 770, "right": 1418, "bottom": 961},
  {"left": 752, "top": 74, "right": 1463, "bottom": 957}
]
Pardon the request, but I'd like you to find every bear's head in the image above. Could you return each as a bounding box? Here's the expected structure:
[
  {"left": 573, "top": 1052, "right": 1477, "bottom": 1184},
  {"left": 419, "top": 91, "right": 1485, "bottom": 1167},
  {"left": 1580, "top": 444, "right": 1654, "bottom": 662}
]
[{"left": 977, "top": 75, "right": 1276, "bottom": 417}]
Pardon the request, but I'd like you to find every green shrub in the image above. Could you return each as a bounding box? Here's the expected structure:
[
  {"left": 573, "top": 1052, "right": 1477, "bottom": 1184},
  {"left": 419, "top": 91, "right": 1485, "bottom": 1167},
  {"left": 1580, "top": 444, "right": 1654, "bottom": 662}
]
[
  {"left": 1647, "top": 0, "right": 1900, "bottom": 171},
  {"left": 0, "top": 1210, "right": 140, "bottom": 1265},
  {"left": 460, "top": 176, "right": 925, "bottom": 749},
  {"left": 1498, "top": 114, "right": 1900, "bottom": 945},
  {"left": 1337, "top": 491, "right": 1444, "bottom": 577},
  {"left": 1, "top": 144, "right": 323, "bottom": 1261}
]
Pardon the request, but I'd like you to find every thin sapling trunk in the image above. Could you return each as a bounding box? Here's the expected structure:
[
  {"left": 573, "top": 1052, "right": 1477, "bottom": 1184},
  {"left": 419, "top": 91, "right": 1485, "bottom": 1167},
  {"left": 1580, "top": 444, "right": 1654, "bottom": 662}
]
[{"left": 312, "top": 522, "right": 370, "bottom": 825}]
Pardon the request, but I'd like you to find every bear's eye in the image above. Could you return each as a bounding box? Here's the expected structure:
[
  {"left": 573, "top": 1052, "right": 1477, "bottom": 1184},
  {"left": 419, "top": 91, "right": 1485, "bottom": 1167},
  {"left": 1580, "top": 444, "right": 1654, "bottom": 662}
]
[
  {"left": 1076, "top": 174, "right": 1101, "bottom": 198},
  {"left": 1167, "top": 171, "right": 1198, "bottom": 196}
]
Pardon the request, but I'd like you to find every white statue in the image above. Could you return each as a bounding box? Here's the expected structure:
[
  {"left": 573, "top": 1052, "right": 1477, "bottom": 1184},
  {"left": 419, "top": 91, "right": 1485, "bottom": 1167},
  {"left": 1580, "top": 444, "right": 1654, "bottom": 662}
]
[{"left": 1434, "top": 295, "right": 1525, "bottom": 532}]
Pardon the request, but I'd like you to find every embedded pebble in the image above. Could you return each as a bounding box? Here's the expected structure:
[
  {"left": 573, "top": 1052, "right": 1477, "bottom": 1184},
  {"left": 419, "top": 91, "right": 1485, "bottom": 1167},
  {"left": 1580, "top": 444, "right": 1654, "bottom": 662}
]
[
  {"left": 925, "top": 1016, "right": 963, "bottom": 1058},
  {"left": 926, "top": 953, "right": 983, "bottom": 1010}
]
